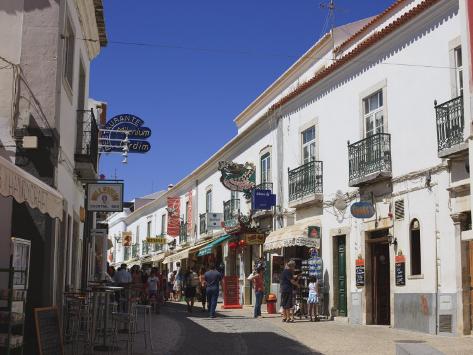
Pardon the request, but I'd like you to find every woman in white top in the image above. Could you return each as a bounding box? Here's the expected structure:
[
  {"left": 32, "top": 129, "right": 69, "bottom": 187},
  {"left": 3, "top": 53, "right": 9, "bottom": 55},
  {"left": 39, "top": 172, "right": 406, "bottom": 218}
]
[{"left": 307, "top": 276, "right": 319, "bottom": 322}]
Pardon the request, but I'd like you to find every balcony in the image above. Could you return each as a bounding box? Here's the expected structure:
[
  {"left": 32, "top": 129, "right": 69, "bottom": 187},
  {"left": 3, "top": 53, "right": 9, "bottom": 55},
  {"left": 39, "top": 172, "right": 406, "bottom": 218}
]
[
  {"left": 131, "top": 244, "right": 140, "bottom": 259},
  {"left": 435, "top": 96, "right": 467, "bottom": 157},
  {"left": 254, "top": 182, "right": 273, "bottom": 192},
  {"left": 75, "top": 109, "right": 99, "bottom": 179},
  {"left": 348, "top": 133, "right": 392, "bottom": 187},
  {"left": 288, "top": 161, "right": 323, "bottom": 208},
  {"left": 124, "top": 246, "right": 131, "bottom": 261},
  {"left": 223, "top": 199, "right": 240, "bottom": 227},
  {"left": 179, "top": 222, "right": 188, "bottom": 245},
  {"left": 142, "top": 241, "right": 150, "bottom": 255},
  {"left": 199, "top": 213, "right": 207, "bottom": 235}
]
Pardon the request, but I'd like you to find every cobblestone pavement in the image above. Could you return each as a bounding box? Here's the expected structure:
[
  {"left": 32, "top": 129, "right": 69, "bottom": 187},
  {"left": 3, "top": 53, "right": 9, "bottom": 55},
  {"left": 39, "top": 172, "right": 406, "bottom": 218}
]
[{"left": 94, "top": 302, "right": 473, "bottom": 355}]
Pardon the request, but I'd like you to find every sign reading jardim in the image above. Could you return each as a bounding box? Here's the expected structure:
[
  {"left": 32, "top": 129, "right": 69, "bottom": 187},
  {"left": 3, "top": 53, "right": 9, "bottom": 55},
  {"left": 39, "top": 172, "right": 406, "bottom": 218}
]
[
  {"left": 100, "top": 114, "right": 152, "bottom": 153},
  {"left": 87, "top": 183, "right": 124, "bottom": 212}
]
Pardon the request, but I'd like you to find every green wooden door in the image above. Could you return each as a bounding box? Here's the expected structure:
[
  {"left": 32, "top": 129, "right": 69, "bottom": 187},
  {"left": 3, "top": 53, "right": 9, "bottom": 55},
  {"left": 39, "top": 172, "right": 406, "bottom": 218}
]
[{"left": 338, "top": 237, "right": 347, "bottom": 316}]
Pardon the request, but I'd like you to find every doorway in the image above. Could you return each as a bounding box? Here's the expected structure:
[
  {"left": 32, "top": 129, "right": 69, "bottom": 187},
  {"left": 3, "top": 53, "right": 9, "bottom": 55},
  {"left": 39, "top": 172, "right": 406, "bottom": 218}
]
[
  {"left": 333, "top": 235, "right": 347, "bottom": 317},
  {"left": 367, "top": 230, "right": 390, "bottom": 325}
]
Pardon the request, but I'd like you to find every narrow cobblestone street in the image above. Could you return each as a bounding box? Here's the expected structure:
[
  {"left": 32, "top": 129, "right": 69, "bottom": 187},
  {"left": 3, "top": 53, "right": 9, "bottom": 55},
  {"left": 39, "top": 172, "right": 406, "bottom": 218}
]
[{"left": 128, "top": 303, "right": 473, "bottom": 355}]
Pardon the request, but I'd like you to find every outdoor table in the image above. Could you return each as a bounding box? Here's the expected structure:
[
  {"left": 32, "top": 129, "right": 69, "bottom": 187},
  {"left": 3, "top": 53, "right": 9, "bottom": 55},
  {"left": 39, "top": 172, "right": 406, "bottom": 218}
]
[{"left": 91, "top": 286, "right": 123, "bottom": 352}]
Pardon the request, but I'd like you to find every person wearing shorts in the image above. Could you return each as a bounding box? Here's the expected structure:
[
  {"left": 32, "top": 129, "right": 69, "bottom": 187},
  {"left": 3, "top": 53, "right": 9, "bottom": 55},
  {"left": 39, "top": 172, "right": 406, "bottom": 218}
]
[{"left": 280, "top": 260, "right": 298, "bottom": 322}]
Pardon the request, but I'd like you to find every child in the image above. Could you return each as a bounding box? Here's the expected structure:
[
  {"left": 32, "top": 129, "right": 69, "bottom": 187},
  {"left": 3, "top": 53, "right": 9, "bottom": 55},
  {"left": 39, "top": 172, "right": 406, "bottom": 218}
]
[{"left": 307, "top": 276, "right": 319, "bottom": 322}]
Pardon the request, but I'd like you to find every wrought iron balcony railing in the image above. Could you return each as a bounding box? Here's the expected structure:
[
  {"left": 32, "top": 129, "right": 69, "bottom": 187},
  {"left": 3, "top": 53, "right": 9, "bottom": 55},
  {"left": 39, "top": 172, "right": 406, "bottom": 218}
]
[
  {"left": 435, "top": 96, "right": 464, "bottom": 155},
  {"left": 142, "top": 241, "right": 149, "bottom": 256},
  {"left": 224, "top": 199, "right": 240, "bottom": 224},
  {"left": 199, "top": 213, "right": 207, "bottom": 235},
  {"left": 132, "top": 244, "right": 140, "bottom": 258},
  {"left": 255, "top": 182, "right": 273, "bottom": 192},
  {"left": 75, "top": 109, "right": 99, "bottom": 171},
  {"left": 179, "top": 222, "right": 188, "bottom": 244},
  {"left": 124, "top": 246, "right": 131, "bottom": 261},
  {"left": 288, "top": 161, "right": 323, "bottom": 202},
  {"left": 348, "top": 133, "right": 391, "bottom": 186}
]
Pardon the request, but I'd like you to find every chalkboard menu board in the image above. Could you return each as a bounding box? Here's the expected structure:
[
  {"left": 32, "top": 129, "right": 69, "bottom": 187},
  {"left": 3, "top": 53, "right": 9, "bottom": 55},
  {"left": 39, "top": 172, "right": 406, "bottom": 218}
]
[
  {"left": 34, "top": 307, "right": 64, "bottom": 355},
  {"left": 355, "top": 259, "right": 365, "bottom": 287},
  {"left": 222, "top": 276, "right": 242, "bottom": 309},
  {"left": 395, "top": 255, "right": 406, "bottom": 286}
]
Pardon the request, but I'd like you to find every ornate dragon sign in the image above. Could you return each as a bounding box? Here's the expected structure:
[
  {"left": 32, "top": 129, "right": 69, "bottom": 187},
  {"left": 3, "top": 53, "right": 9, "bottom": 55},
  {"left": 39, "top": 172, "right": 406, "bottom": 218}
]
[{"left": 218, "top": 161, "right": 256, "bottom": 197}]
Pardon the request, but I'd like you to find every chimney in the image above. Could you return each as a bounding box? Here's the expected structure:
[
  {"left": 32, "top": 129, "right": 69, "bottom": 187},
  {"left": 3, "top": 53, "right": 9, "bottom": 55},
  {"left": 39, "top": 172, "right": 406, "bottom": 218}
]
[{"left": 168, "top": 184, "right": 174, "bottom": 190}]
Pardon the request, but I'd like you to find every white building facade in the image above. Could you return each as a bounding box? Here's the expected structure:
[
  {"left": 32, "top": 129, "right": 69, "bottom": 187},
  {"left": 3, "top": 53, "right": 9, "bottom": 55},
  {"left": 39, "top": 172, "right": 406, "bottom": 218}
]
[{"left": 109, "top": 0, "right": 473, "bottom": 336}]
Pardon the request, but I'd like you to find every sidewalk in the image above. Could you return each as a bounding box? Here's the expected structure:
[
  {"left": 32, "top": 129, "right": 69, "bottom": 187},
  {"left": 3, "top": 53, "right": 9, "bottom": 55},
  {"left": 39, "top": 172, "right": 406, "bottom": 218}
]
[{"left": 220, "top": 306, "right": 473, "bottom": 355}]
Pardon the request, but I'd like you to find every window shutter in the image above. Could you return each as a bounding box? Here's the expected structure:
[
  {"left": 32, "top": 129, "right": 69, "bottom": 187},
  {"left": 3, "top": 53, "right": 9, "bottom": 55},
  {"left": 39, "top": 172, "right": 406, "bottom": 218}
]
[{"left": 394, "top": 199, "right": 404, "bottom": 220}]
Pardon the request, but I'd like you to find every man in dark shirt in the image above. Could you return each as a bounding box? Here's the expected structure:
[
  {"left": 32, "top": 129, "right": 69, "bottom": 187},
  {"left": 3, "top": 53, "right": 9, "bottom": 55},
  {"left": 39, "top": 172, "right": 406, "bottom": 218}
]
[
  {"left": 204, "top": 263, "right": 222, "bottom": 318},
  {"left": 280, "top": 260, "right": 299, "bottom": 322}
]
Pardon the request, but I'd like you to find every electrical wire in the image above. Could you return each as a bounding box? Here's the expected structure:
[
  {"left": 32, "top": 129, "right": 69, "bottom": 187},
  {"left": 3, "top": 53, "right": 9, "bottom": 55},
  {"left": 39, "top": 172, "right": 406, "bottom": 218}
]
[{"left": 75, "top": 37, "right": 458, "bottom": 70}]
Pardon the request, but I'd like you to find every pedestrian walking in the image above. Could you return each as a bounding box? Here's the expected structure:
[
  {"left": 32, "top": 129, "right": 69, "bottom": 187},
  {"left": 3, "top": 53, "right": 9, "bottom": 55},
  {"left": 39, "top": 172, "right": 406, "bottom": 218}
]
[
  {"left": 204, "top": 263, "right": 222, "bottom": 318},
  {"left": 307, "top": 276, "right": 320, "bottom": 322},
  {"left": 248, "top": 267, "right": 265, "bottom": 318},
  {"left": 280, "top": 260, "right": 299, "bottom": 323},
  {"left": 184, "top": 267, "right": 199, "bottom": 313},
  {"left": 199, "top": 267, "right": 207, "bottom": 312},
  {"left": 167, "top": 269, "right": 175, "bottom": 301},
  {"left": 175, "top": 262, "right": 183, "bottom": 302},
  {"left": 147, "top": 268, "right": 160, "bottom": 313}
]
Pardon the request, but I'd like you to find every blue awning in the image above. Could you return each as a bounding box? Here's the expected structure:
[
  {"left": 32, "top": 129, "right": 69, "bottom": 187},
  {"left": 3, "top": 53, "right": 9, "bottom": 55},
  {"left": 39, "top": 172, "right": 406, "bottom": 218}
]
[{"left": 197, "top": 235, "right": 231, "bottom": 256}]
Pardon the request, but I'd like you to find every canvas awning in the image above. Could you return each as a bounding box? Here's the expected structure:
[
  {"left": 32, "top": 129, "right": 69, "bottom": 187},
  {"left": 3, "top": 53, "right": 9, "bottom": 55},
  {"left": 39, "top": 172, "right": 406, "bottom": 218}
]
[
  {"left": 263, "top": 221, "right": 320, "bottom": 252},
  {"left": 197, "top": 235, "right": 231, "bottom": 256},
  {"left": 163, "top": 246, "right": 191, "bottom": 265},
  {"left": 151, "top": 252, "right": 166, "bottom": 264},
  {"left": 0, "top": 156, "right": 63, "bottom": 220}
]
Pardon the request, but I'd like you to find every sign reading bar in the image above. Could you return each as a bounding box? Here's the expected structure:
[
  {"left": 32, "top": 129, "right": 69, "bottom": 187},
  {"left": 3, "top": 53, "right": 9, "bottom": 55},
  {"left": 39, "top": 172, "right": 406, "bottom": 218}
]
[
  {"left": 87, "top": 183, "right": 123, "bottom": 212},
  {"left": 222, "top": 275, "right": 242, "bottom": 309},
  {"left": 350, "top": 201, "right": 375, "bottom": 219},
  {"left": 34, "top": 306, "right": 64, "bottom": 355},
  {"left": 245, "top": 233, "right": 265, "bottom": 245},
  {"left": 147, "top": 236, "right": 167, "bottom": 244},
  {"left": 251, "top": 189, "right": 276, "bottom": 210}
]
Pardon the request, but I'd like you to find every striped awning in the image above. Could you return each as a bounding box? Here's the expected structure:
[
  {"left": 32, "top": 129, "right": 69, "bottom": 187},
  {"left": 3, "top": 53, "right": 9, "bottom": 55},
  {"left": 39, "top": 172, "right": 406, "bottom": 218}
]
[
  {"left": 197, "top": 235, "right": 231, "bottom": 257},
  {"left": 263, "top": 221, "right": 320, "bottom": 252}
]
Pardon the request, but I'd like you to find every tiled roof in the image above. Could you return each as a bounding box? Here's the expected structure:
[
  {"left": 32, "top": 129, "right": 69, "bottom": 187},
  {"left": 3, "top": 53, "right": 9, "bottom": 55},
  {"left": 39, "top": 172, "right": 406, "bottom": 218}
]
[
  {"left": 333, "top": 0, "right": 409, "bottom": 54},
  {"left": 269, "top": 0, "right": 439, "bottom": 113},
  {"left": 93, "top": 0, "right": 107, "bottom": 47}
]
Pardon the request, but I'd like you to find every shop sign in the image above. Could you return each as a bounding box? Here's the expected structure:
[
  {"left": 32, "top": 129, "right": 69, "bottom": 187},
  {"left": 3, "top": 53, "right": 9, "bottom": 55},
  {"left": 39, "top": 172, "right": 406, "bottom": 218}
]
[
  {"left": 245, "top": 233, "right": 265, "bottom": 245},
  {"left": 395, "top": 254, "right": 406, "bottom": 286},
  {"left": 355, "top": 259, "right": 365, "bottom": 287},
  {"left": 207, "top": 213, "right": 223, "bottom": 229},
  {"left": 167, "top": 197, "right": 181, "bottom": 237},
  {"left": 100, "top": 114, "right": 152, "bottom": 153},
  {"left": 308, "top": 226, "right": 321, "bottom": 239},
  {"left": 218, "top": 161, "right": 256, "bottom": 192},
  {"left": 223, "top": 219, "right": 240, "bottom": 234},
  {"left": 87, "top": 183, "right": 123, "bottom": 212},
  {"left": 222, "top": 275, "right": 242, "bottom": 309},
  {"left": 251, "top": 189, "right": 276, "bottom": 210},
  {"left": 147, "top": 236, "right": 167, "bottom": 244},
  {"left": 350, "top": 201, "right": 375, "bottom": 219},
  {"left": 122, "top": 231, "right": 132, "bottom": 247}
]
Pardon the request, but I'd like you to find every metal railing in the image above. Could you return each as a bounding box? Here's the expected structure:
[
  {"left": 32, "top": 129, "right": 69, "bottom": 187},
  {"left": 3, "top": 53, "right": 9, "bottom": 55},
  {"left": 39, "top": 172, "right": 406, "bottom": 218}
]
[
  {"left": 199, "top": 213, "right": 207, "bottom": 234},
  {"left": 435, "top": 95, "right": 464, "bottom": 154},
  {"left": 348, "top": 133, "right": 391, "bottom": 185},
  {"left": 288, "top": 161, "right": 323, "bottom": 201},
  {"left": 142, "top": 241, "right": 149, "bottom": 255},
  {"left": 124, "top": 247, "right": 131, "bottom": 261},
  {"left": 255, "top": 182, "right": 273, "bottom": 192},
  {"left": 132, "top": 244, "right": 140, "bottom": 258},
  {"left": 179, "top": 222, "right": 188, "bottom": 244},
  {"left": 224, "top": 199, "right": 240, "bottom": 224},
  {"left": 74, "top": 109, "right": 98, "bottom": 169}
]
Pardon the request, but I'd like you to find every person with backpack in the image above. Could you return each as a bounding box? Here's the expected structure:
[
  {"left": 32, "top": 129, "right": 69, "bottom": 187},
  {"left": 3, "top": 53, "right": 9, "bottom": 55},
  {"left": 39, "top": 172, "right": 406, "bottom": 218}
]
[{"left": 184, "top": 266, "right": 199, "bottom": 313}]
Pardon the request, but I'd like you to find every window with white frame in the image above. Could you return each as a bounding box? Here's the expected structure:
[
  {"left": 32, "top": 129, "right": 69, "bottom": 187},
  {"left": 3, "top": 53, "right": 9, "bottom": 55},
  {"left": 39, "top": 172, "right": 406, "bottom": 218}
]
[
  {"left": 231, "top": 191, "right": 239, "bottom": 200},
  {"left": 301, "top": 126, "right": 316, "bottom": 164},
  {"left": 454, "top": 46, "right": 463, "bottom": 97},
  {"left": 260, "top": 153, "right": 271, "bottom": 183},
  {"left": 206, "top": 190, "right": 212, "bottom": 213},
  {"left": 63, "top": 17, "right": 75, "bottom": 89},
  {"left": 161, "top": 214, "right": 166, "bottom": 235},
  {"left": 363, "top": 90, "right": 384, "bottom": 137}
]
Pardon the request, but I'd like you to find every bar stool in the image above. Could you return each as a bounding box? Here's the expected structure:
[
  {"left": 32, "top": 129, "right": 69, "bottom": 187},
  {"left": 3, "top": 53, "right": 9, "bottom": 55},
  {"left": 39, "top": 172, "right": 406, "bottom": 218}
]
[
  {"left": 110, "top": 300, "right": 138, "bottom": 355},
  {"left": 135, "top": 304, "right": 153, "bottom": 351}
]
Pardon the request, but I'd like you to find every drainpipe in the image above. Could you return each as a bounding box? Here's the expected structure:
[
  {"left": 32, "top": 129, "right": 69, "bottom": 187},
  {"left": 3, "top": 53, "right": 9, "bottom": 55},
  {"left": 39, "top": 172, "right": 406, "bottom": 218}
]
[{"left": 434, "top": 184, "right": 439, "bottom": 335}]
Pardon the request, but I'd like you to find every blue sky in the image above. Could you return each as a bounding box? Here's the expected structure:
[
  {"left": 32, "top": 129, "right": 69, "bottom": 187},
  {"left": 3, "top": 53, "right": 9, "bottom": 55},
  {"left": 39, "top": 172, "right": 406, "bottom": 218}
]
[{"left": 91, "top": 0, "right": 394, "bottom": 200}]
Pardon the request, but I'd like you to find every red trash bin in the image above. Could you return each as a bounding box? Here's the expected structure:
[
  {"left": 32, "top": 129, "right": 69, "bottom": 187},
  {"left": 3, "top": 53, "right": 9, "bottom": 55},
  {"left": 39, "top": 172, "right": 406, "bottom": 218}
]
[{"left": 266, "top": 293, "right": 277, "bottom": 314}]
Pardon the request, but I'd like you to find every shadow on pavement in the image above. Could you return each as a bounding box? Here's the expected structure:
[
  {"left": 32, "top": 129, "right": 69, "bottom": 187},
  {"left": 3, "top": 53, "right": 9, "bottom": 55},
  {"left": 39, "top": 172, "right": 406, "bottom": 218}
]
[{"left": 162, "top": 302, "right": 321, "bottom": 355}]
